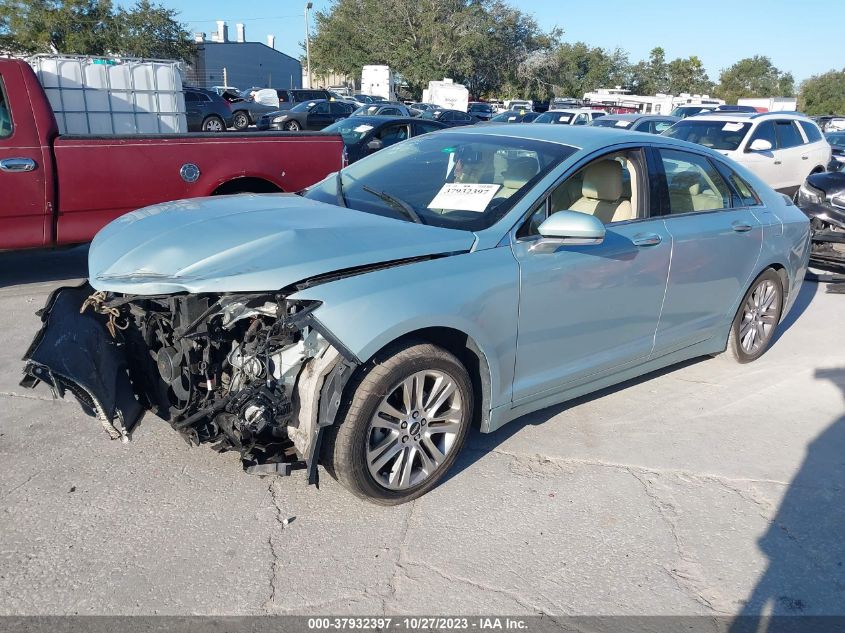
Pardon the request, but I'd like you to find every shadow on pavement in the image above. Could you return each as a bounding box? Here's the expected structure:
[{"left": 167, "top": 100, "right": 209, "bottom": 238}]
[
  {"left": 770, "top": 277, "right": 818, "bottom": 349},
  {"left": 727, "top": 367, "right": 845, "bottom": 629},
  {"left": 0, "top": 245, "right": 89, "bottom": 288}
]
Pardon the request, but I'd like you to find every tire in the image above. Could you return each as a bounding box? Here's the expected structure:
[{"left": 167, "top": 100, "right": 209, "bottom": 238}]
[
  {"left": 284, "top": 120, "right": 301, "bottom": 131},
  {"left": 724, "top": 269, "right": 784, "bottom": 363},
  {"left": 322, "top": 341, "right": 473, "bottom": 505},
  {"left": 232, "top": 111, "right": 250, "bottom": 131},
  {"left": 202, "top": 116, "right": 225, "bottom": 132}
]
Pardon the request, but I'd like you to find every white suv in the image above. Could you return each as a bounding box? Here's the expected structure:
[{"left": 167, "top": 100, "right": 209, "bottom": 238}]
[{"left": 663, "top": 112, "right": 831, "bottom": 194}]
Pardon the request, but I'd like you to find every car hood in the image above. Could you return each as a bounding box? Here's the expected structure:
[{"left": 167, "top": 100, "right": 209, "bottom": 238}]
[{"left": 88, "top": 194, "right": 475, "bottom": 295}]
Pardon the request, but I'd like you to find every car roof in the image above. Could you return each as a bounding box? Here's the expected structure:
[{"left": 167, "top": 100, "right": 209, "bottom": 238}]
[
  {"left": 551, "top": 107, "right": 606, "bottom": 114},
  {"left": 687, "top": 111, "right": 814, "bottom": 123},
  {"left": 343, "top": 116, "right": 424, "bottom": 124},
  {"left": 601, "top": 113, "right": 679, "bottom": 121}
]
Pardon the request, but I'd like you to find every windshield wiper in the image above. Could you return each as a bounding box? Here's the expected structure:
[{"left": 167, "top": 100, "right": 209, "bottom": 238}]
[
  {"left": 336, "top": 171, "right": 347, "bottom": 208},
  {"left": 361, "top": 185, "right": 425, "bottom": 224}
]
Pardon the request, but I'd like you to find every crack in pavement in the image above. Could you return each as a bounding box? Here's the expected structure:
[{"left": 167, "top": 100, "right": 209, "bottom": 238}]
[
  {"left": 381, "top": 499, "right": 416, "bottom": 615},
  {"left": 264, "top": 479, "right": 284, "bottom": 613},
  {"left": 0, "top": 391, "right": 75, "bottom": 404}
]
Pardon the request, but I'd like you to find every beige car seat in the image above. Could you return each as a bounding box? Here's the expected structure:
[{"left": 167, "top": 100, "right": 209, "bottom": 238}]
[
  {"left": 668, "top": 172, "right": 723, "bottom": 212},
  {"left": 497, "top": 156, "right": 540, "bottom": 199},
  {"left": 568, "top": 160, "right": 633, "bottom": 224}
]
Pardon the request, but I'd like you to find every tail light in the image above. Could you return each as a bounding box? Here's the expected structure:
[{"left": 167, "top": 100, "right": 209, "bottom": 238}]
[{"left": 341, "top": 146, "right": 349, "bottom": 169}]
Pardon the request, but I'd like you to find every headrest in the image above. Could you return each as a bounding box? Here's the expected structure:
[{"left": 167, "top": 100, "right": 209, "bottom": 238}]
[
  {"left": 502, "top": 157, "right": 539, "bottom": 190},
  {"left": 582, "top": 160, "right": 623, "bottom": 201}
]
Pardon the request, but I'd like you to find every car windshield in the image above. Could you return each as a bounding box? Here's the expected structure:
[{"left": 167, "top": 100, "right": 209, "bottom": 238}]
[
  {"left": 826, "top": 132, "right": 845, "bottom": 148},
  {"left": 352, "top": 105, "right": 383, "bottom": 116},
  {"left": 536, "top": 112, "right": 573, "bottom": 124},
  {"left": 491, "top": 111, "right": 522, "bottom": 122},
  {"left": 291, "top": 101, "right": 317, "bottom": 113},
  {"left": 590, "top": 117, "right": 622, "bottom": 128},
  {"left": 323, "top": 118, "right": 378, "bottom": 143},
  {"left": 469, "top": 104, "right": 492, "bottom": 113},
  {"left": 302, "top": 132, "right": 576, "bottom": 231},
  {"left": 662, "top": 119, "right": 752, "bottom": 151}
]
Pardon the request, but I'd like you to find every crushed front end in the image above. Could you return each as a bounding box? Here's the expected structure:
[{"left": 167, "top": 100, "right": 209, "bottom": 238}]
[{"left": 21, "top": 283, "right": 356, "bottom": 481}]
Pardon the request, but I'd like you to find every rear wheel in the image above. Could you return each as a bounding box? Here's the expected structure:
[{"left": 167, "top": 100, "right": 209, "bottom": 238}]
[
  {"left": 284, "top": 120, "right": 301, "bottom": 131},
  {"left": 232, "top": 111, "right": 250, "bottom": 130},
  {"left": 322, "top": 342, "right": 473, "bottom": 505},
  {"left": 724, "top": 269, "right": 784, "bottom": 363},
  {"left": 202, "top": 116, "right": 225, "bottom": 132}
]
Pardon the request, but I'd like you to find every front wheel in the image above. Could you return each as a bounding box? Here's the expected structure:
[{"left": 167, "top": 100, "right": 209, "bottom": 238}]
[
  {"left": 202, "top": 116, "right": 225, "bottom": 132},
  {"left": 284, "top": 120, "right": 301, "bottom": 131},
  {"left": 724, "top": 269, "right": 784, "bottom": 363},
  {"left": 323, "top": 342, "right": 473, "bottom": 505}
]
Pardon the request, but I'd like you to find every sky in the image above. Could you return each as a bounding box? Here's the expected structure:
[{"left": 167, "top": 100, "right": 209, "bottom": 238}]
[{"left": 126, "top": 0, "right": 843, "bottom": 85}]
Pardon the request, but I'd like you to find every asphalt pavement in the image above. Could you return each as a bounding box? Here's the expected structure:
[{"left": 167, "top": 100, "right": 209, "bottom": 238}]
[{"left": 0, "top": 246, "right": 843, "bottom": 617}]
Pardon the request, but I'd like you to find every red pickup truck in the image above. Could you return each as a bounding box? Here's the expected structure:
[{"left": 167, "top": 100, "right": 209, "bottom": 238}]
[{"left": 0, "top": 58, "right": 344, "bottom": 250}]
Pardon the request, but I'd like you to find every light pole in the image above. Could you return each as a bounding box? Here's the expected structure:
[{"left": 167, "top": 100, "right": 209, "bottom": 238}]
[{"left": 304, "top": 2, "right": 313, "bottom": 89}]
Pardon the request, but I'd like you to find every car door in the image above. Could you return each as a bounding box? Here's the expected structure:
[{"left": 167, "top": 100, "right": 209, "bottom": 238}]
[
  {"left": 651, "top": 146, "right": 763, "bottom": 356},
  {"left": 305, "top": 101, "right": 332, "bottom": 129},
  {"left": 510, "top": 147, "right": 672, "bottom": 403},
  {"left": 329, "top": 101, "right": 350, "bottom": 123},
  {"left": 184, "top": 90, "right": 202, "bottom": 130},
  {"left": 773, "top": 119, "right": 809, "bottom": 194},
  {"left": 741, "top": 120, "right": 784, "bottom": 189},
  {"left": 0, "top": 67, "right": 51, "bottom": 248}
]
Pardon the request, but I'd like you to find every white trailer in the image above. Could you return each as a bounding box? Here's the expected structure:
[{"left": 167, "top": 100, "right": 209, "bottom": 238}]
[
  {"left": 737, "top": 97, "right": 798, "bottom": 112},
  {"left": 27, "top": 54, "right": 187, "bottom": 135},
  {"left": 422, "top": 78, "right": 469, "bottom": 112},
  {"left": 360, "top": 65, "right": 395, "bottom": 100}
]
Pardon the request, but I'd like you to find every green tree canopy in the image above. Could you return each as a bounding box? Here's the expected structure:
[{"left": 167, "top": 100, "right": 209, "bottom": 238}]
[
  {"left": 798, "top": 70, "right": 845, "bottom": 115},
  {"left": 310, "top": 0, "right": 558, "bottom": 97},
  {"left": 0, "top": 0, "right": 193, "bottom": 61},
  {"left": 715, "top": 56, "right": 794, "bottom": 105},
  {"left": 517, "top": 42, "right": 627, "bottom": 100}
]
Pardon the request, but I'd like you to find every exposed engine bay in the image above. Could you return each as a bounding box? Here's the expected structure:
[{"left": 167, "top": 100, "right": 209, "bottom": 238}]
[{"left": 21, "top": 283, "right": 356, "bottom": 481}]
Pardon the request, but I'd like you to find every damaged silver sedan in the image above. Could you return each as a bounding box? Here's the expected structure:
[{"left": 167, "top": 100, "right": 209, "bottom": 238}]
[{"left": 22, "top": 127, "right": 810, "bottom": 504}]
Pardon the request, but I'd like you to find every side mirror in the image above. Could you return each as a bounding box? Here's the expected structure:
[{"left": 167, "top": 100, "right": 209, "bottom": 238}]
[
  {"left": 366, "top": 138, "right": 384, "bottom": 152},
  {"left": 532, "top": 211, "right": 605, "bottom": 252},
  {"left": 748, "top": 138, "right": 773, "bottom": 152}
]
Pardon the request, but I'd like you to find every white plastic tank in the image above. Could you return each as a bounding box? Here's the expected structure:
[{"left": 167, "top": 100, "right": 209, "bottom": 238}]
[{"left": 28, "top": 55, "right": 187, "bottom": 135}]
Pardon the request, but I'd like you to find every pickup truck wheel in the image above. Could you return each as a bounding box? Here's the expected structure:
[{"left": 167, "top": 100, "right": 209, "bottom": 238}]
[
  {"left": 232, "top": 111, "right": 250, "bottom": 130},
  {"left": 322, "top": 342, "right": 473, "bottom": 505},
  {"left": 724, "top": 269, "right": 784, "bottom": 363},
  {"left": 284, "top": 120, "right": 301, "bottom": 131},
  {"left": 202, "top": 116, "right": 225, "bottom": 132}
]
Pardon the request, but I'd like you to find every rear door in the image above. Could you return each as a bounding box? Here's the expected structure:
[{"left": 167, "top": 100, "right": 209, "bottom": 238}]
[
  {"left": 0, "top": 66, "right": 51, "bottom": 248},
  {"left": 773, "top": 119, "right": 809, "bottom": 194},
  {"left": 328, "top": 101, "right": 350, "bottom": 123},
  {"left": 742, "top": 121, "right": 783, "bottom": 189},
  {"left": 651, "top": 146, "right": 763, "bottom": 355}
]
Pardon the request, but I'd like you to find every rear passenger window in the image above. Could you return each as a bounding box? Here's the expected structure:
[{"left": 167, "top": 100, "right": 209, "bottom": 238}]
[
  {"left": 775, "top": 121, "right": 804, "bottom": 148},
  {"left": 659, "top": 149, "right": 731, "bottom": 214},
  {"left": 799, "top": 120, "right": 823, "bottom": 143},
  {"left": 726, "top": 171, "right": 761, "bottom": 207},
  {"left": 0, "top": 78, "right": 13, "bottom": 138}
]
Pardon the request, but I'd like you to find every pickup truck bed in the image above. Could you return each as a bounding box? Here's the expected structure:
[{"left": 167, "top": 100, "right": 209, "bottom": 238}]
[{"left": 0, "top": 58, "right": 343, "bottom": 250}]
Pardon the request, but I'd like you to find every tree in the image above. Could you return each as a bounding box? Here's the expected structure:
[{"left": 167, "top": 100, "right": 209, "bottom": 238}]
[
  {"left": 666, "top": 55, "right": 713, "bottom": 95},
  {"left": 799, "top": 70, "right": 845, "bottom": 115},
  {"left": 0, "top": 0, "right": 193, "bottom": 61},
  {"left": 629, "top": 47, "right": 669, "bottom": 95},
  {"left": 0, "top": 0, "right": 115, "bottom": 55},
  {"left": 310, "top": 0, "right": 557, "bottom": 98},
  {"left": 521, "top": 42, "right": 628, "bottom": 100},
  {"left": 111, "top": 1, "right": 193, "bottom": 61},
  {"left": 715, "top": 56, "right": 794, "bottom": 105}
]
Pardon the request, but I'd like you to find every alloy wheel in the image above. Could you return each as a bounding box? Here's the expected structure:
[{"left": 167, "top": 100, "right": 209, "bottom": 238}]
[
  {"left": 738, "top": 279, "right": 779, "bottom": 354},
  {"left": 365, "top": 370, "right": 463, "bottom": 490}
]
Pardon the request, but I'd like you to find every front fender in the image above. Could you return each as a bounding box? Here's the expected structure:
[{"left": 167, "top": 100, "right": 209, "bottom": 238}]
[{"left": 290, "top": 246, "right": 520, "bottom": 410}]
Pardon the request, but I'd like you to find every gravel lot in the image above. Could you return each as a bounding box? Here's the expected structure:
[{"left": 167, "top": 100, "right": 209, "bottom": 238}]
[{"left": 0, "top": 246, "right": 843, "bottom": 617}]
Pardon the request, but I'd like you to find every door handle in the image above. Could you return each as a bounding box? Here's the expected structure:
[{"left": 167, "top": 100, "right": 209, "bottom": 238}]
[
  {"left": 0, "top": 158, "right": 37, "bottom": 172},
  {"left": 632, "top": 233, "right": 662, "bottom": 247},
  {"left": 774, "top": 160, "right": 782, "bottom": 165},
  {"left": 801, "top": 155, "right": 809, "bottom": 160},
  {"left": 732, "top": 222, "right": 754, "bottom": 233}
]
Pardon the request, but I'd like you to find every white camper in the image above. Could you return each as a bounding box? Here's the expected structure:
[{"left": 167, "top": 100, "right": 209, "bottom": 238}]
[
  {"left": 360, "top": 65, "right": 395, "bottom": 101},
  {"left": 27, "top": 54, "right": 187, "bottom": 135},
  {"left": 737, "top": 97, "right": 798, "bottom": 112},
  {"left": 422, "top": 78, "right": 469, "bottom": 112}
]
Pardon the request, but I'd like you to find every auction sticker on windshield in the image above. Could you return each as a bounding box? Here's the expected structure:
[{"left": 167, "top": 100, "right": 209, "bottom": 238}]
[{"left": 428, "top": 183, "right": 501, "bottom": 212}]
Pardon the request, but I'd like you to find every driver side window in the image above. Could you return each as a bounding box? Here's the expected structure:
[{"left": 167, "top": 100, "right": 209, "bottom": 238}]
[{"left": 518, "top": 150, "right": 642, "bottom": 238}]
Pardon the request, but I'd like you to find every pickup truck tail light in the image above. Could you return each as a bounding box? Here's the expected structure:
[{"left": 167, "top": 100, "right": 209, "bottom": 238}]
[{"left": 341, "top": 146, "right": 349, "bottom": 169}]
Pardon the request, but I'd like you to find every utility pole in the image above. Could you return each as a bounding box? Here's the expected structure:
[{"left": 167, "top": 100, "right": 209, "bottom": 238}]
[{"left": 304, "top": 2, "right": 313, "bottom": 89}]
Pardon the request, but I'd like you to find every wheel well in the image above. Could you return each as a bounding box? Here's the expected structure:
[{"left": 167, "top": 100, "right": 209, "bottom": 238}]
[
  {"left": 377, "top": 327, "right": 492, "bottom": 431},
  {"left": 811, "top": 165, "right": 826, "bottom": 174},
  {"left": 212, "top": 178, "right": 283, "bottom": 195},
  {"left": 766, "top": 263, "right": 790, "bottom": 302}
]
